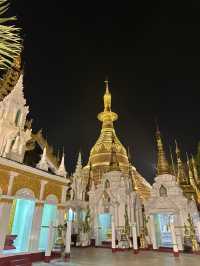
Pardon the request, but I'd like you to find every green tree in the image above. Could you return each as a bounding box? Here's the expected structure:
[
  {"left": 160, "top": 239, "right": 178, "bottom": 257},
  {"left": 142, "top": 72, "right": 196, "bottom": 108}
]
[{"left": 0, "top": 0, "right": 21, "bottom": 71}]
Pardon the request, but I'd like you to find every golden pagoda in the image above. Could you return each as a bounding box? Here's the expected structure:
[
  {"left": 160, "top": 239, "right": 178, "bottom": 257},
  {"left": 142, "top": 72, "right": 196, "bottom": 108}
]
[
  {"left": 85, "top": 80, "right": 129, "bottom": 182},
  {"left": 83, "top": 80, "right": 151, "bottom": 200}
]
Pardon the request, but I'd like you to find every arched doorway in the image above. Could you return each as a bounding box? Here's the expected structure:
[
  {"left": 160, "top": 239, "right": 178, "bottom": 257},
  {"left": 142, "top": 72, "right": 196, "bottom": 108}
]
[
  {"left": 10, "top": 189, "right": 36, "bottom": 252},
  {"left": 98, "top": 213, "right": 112, "bottom": 246},
  {"left": 154, "top": 213, "right": 174, "bottom": 248}
]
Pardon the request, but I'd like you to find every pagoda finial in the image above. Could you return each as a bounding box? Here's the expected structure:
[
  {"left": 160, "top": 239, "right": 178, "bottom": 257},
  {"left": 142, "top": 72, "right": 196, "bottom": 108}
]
[
  {"left": 104, "top": 77, "right": 109, "bottom": 94},
  {"left": 57, "top": 149, "right": 67, "bottom": 178},
  {"left": 74, "top": 151, "right": 82, "bottom": 177},
  {"left": 156, "top": 124, "right": 169, "bottom": 175},
  {"left": 103, "top": 78, "right": 111, "bottom": 112}
]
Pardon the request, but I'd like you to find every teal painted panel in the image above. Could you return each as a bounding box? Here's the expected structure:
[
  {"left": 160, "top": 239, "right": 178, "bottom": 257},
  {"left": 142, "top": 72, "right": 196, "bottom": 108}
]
[
  {"left": 12, "top": 199, "right": 35, "bottom": 252},
  {"left": 39, "top": 204, "right": 57, "bottom": 250}
]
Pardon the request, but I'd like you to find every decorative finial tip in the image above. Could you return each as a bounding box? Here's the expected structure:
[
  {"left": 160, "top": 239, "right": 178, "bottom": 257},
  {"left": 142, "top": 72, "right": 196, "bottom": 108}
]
[{"left": 104, "top": 77, "right": 109, "bottom": 94}]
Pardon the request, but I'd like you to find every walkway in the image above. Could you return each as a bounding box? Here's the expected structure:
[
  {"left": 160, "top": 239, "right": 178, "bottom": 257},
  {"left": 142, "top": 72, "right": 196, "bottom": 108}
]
[{"left": 34, "top": 248, "right": 200, "bottom": 266}]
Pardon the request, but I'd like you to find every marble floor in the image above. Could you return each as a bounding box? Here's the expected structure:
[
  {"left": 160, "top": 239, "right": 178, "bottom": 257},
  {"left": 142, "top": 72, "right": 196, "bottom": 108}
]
[{"left": 34, "top": 248, "right": 200, "bottom": 266}]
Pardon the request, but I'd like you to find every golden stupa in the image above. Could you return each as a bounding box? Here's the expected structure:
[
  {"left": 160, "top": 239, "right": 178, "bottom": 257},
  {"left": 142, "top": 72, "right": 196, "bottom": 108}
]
[
  {"left": 82, "top": 80, "right": 151, "bottom": 201},
  {"left": 86, "top": 80, "right": 129, "bottom": 181}
]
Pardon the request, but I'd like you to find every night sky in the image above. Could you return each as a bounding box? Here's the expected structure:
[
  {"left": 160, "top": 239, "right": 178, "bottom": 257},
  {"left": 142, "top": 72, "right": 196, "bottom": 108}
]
[{"left": 9, "top": 1, "right": 200, "bottom": 183}]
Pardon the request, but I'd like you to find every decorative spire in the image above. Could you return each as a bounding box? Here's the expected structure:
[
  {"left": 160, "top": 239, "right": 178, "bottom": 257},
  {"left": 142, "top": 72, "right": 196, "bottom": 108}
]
[
  {"left": 187, "top": 153, "right": 194, "bottom": 181},
  {"left": 97, "top": 79, "right": 118, "bottom": 123},
  {"left": 191, "top": 155, "right": 199, "bottom": 184},
  {"left": 156, "top": 124, "right": 169, "bottom": 175},
  {"left": 74, "top": 151, "right": 82, "bottom": 177},
  {"left": 187, "top": 153, "right": 200, "bottom": 202},
  {"left": 127, "top": 146, "right": 132, "bottom": 163},
  {"left": 175, "top": 140, "right": 187, "bottom": 184},
  {"left": 110, "top": 136, "right": 120, "bottom": 171},
  {"left": 103, "top": 78, "right": 111, "bottom": 112},
  {"left": 36, "top": 146, "right": 49, "bottom": 171},
  {"left": 57, "top": 150, "right": 67, "bottom": 178}
]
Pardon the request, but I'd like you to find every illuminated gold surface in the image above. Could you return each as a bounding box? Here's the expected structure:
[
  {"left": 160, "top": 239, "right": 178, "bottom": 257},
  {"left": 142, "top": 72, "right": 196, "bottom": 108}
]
[
  {"left": 156, "top": 126, "right": 169, "bottom": 175},
  {"left": 12, "top": 174, "right": 41, "bottom": 198},
  {"left": 0, "top": 170, "right": 9, "bottom": 194},
  {"left": 87, "top": 80, "right": 129, "bottom": 181},
  {"left": 44, "top": 182, "right": 61, "bottom": 201},
  {"left": 8, "top": 199, "right": 16, "bottom": 233},
  {"left": 85, "top": 80, "right": 151, "bottom": 200},
  {"left": 0, "top": 198, "right": 13, "bottom": 203}
]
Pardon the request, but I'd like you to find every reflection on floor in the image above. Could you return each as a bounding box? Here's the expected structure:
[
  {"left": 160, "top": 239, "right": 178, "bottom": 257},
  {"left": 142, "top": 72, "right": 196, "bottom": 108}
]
[{"left": 33, "top": 247, "right": 200, "bottom": 266}]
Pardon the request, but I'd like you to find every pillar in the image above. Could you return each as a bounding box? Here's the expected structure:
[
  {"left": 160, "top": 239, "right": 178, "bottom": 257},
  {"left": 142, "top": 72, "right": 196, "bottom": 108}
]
[
  {"left": 29, "top": 202, "right": 44, "bottom": 251},
  {"left": 195, "top": 221, "right": 200, "bottom": 242},
  {"left": 149, "top": 215, "right": 157, "bottom": 250},
  {"left": 44, "top": 222, "right": 54, "bottom": 263},
  {"left": 94, "top": 211, "right": 99, "bottom": 247},
  {"left": 61, "top": 186, "right": 68, "bottom": 203},
  {"left": 65, "top": 221, "right": 72, "bottom": 259},
  {"left": 170, "top": 223, "right": 179, "bottom": 257},
  {"left": 0, "top": 198, "right": 13, "bottom": 251},
  {"left": 39, "top": 180, "right": 48, "bottom": 201},
  {"left": 132, "top": 223, "right": 138, "bottom": 254},
  {"left": 111, "top": 216, "right": 116, "bottom": 252},
  {"left": 7, "top": 172, "right": 18, "bottom": 196}
]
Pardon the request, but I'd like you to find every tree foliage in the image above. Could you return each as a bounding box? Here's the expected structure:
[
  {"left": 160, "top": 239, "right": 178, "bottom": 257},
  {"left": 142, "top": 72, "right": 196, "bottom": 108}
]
[{"left": 0, "top": 0, "right": 22, "bottom": 70}]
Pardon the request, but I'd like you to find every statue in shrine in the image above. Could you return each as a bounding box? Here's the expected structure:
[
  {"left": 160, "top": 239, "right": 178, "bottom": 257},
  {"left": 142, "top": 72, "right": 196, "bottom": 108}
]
[
  {"left": 54, "top": 224, "right": 65, "bottom": 251},
  {"left": 187, "top": 214, "right": 199, "bottom": 252}
]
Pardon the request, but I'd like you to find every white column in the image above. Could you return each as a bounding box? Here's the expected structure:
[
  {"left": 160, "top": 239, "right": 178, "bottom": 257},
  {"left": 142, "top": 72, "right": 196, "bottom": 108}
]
[
  {"left": 195, "top": 221, "right": 200, "bottom": 242},
  {"left": 0, "top": 199, "right": 13, "bottom": 251},
  {"left": 39, "top": 180, "right": 48, "bottom": 201},
  {"left": 29, "top": 202, "right": 44, "bottom": 251},
  {"left": 111, "top": 216, "right": 116, "bottom": 251},
  {"left": 44, "top": 222, "right": 55, "bottom": 262},
  {"left": 65, "top": 221, "right": 72, "bottom": 257},
  {"left": 149, "top": 215, "right": 157, "bottom": 249},
  {"left": 61, "top": 186, "right": 68, "bottom": 203},
  {"left": 7, "top": 172, "right": 18, "bottom": 196},
  {"left": 170, "top": 223, "right": 179, "bottom": 256},
  {"left": 94, "top": 211, "right": 99, "bottom": 247},
  {"left": 132, "top": 223, "right": 138, "bottom": 253}
]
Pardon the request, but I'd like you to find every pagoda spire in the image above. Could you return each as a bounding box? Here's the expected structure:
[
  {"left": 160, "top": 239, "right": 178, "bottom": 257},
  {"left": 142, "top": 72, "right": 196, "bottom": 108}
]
[
  {"left": 175, "top": 140, "right": 187, "bottom": 184},
  {"left": 187, "top": 153, "right": 200, "bottom": 202},
  {"left": 74, "top": 151, "right": 82, "bottom": 177},
  {"left": 97, "top": 79, "right": 118, "bottom": 124},
  {"left": 36, "top": 146, "right": 49, "bottom": 171},
  {"left": 187, "top": 153, "right": 195, "bottom": 182},
  {"left": 104, "top": 78, "right": 111, "bottom": 111},
  {"left": 57, "top": 150, "right": 67, "bottom": 178},
  {"left": 191, "top": 155, "right": 199, "bottom": 184},
  {"left": 156, "top": 124, "right": 169, "bottom": 175}
]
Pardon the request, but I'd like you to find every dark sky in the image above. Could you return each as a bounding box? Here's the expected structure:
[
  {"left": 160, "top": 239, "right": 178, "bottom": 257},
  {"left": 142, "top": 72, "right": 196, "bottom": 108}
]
[{"left": 10, "top": 0, "right": 200, "bottom": 183}]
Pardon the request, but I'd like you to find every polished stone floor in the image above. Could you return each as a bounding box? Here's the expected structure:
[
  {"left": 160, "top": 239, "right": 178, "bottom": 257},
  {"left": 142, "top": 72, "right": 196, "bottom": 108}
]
[{"left": 34, "top": 248, "right": 200, "bottom": 266}]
